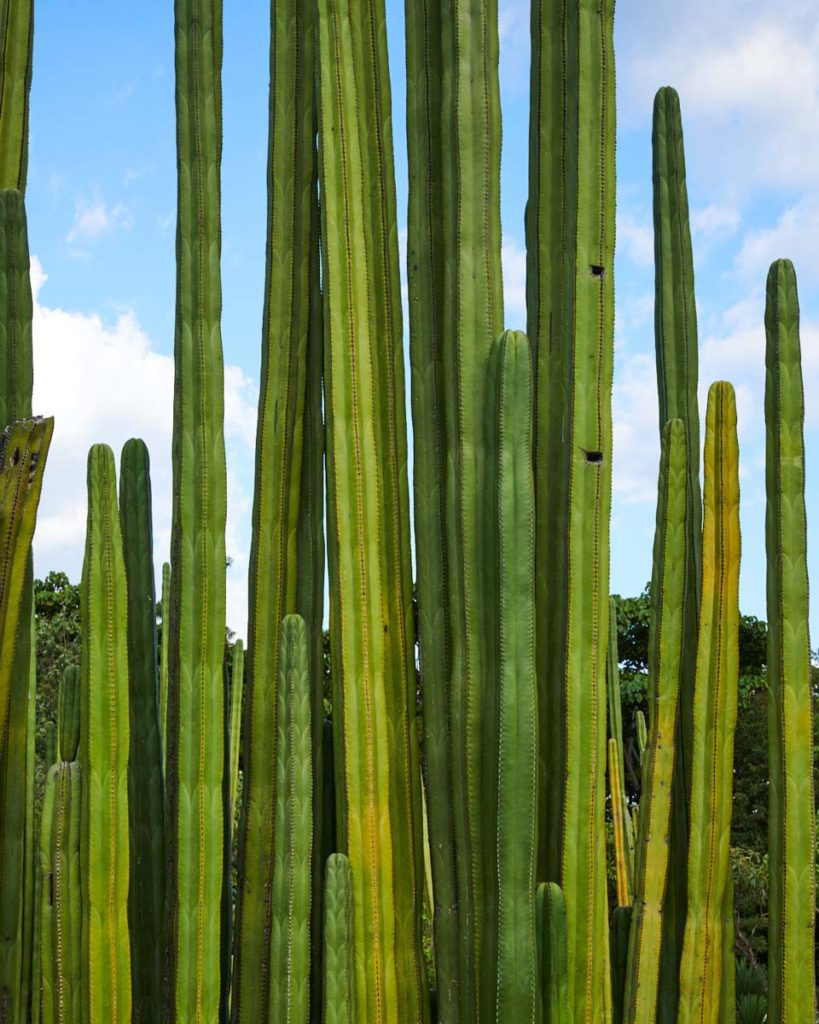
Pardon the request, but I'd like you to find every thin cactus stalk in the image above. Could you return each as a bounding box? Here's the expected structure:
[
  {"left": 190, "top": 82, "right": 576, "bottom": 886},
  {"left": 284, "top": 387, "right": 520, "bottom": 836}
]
[
  {"left": 58, "top": 667, "right": 80, "bottom": 765},
  {"left": 38, "top": 765, "right": 57, "bottom": 1024},
  {"left": 20, "top": 608, "right": 35, "bottom": 1021},
  {"left": 622, "top": 419, "right": 687, "bottom": 1024},
  {"left": 48, "top": 762, "right": 82, "bottom": 1024},
  {"left": 764, "top": 258, "right": 816, "bottom": 1024},
  {"left": 0, "top": 3, "right": 32, "bottom": 193},
  {"left": 635, "top": 712, "right": 647, "bottom": 765},
  {"left": 610, "top": 906, "right": 632, "bottom": 1024},
  {"left": 158, "top": 561, "right": 170, "bottom": 781},
  {"left": 227, "top": 640, "right": 243, "bottom": 826},
  {"left": 607, "top": 598, "right": 634, "bottom": 885},
  {"left": 230, "top": 0, "right": 321, "bottom": 1013},
  {"left": 323, "top": 854, "right": 356, "bottom": 1024},
  {"left": 677, "top": 382, "right": 740, "bottom": 1024},
  {"left": 719, "top": 876, "right": 735, "bottom": 1024},
  {"left": 269, "top": 615, "right": 312, "bottom": 1022},
  {"left": 119, "top": 438, "right": 165, "bottom": 1022},
  {"left": 316, "top": 0, "right": 427, "bottom": 1018},
  {"left": 609, "top": 739, "right": 630, "bottom": 909},
  {"left": 527, "top": 0, "right": 616, "bottom": 1017},
  {"left": 493, "top": 331, "right": 536, "bottom": 1024},
  {"left": 80, "top": 444, "right": 131, "bottom": 1023},
  {"left": 652, "top": 87, "right": 702, "bottom": 1019},
  {"left": 165, "top": 1, "right": 227, "bottom": 1019},
  {"left": 536, "top": 883, "right": 568, "bottom": 1024},
  {"left": 29, "top": 668, "right": 46, "bottom": 1024}
]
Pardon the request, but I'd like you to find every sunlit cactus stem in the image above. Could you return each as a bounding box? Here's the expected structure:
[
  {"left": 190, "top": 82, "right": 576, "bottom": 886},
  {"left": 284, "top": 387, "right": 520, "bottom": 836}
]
[
  {"left": 609, "top": 740, "right": 630, "bottom": 909},
  {"left": 764, "top": 258, "right": 816, "bottom": 1024}
]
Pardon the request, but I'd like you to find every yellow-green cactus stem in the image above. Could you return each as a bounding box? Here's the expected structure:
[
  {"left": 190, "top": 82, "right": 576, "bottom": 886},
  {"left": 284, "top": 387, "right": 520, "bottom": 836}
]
[
  {"left": 764, "top": 258, "right": 816, "bottom": 1023},
  {"left": 609, "top": 739, "right": 630, "bottom": 908},
  {"left": 323, "top": 854, "right": 356, "bottom": 1024},
  {"left": 607, "top": 598, "right": 634, "bottom": 887}
]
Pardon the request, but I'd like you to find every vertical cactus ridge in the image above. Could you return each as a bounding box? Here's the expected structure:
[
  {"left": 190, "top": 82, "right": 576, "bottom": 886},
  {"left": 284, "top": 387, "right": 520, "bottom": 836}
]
[
  {"left": 166, "top": 1, "right": 227, "bottom": 1019},
  {"left": 58, "top": 666, "right": 80, "bottom": 765},
  {"left": 21, "top": 618, "right": 35, "bottom": 1020},
  {"left": 118, "top": 438, "right": 165, "bottom": 1022},
  {"left": 622, "top": 418, "right": 687, "bottom": 1024},
  {"left": 269, "top": 615, "right": 312, "bottom": 1022},
  {"left": 528, "top": 0, "right": 616, "bottom": 1017},
  {"left": 158, "top": 561, "right": 170, "bottom": 781},
  {"left": 323, "top": 854, "right": 356, "bottom": 1024},
  {"left": 0, "top": 2, "right": 32, "bottom": 194},
  {"left": 232, "top": 0, "right": 315, "bottom": 1011},
  {"left": 38, "top": 765, "right": 57, "bottom": 1024},
  {"left": 607, "top": 598, "right": 634, "bottom": 885},
  {"left": 609, "top": 739, "right": 630, "bottom": 908},
  {"left": 51, "top": 762, "right": 82, "bottom": 1024},
  {"left": 227, "top": 640, "right": 243, "bottom": 827},
  {"left": 536, "top": 883, "right": 569, "bottom": 1024},
  {"left": 677, "top": 382, "right": 740, "bottom": 1024},
  {"left": 0, "top": 190, "right": 32, "bottom": 428},
  {"left": 493, "top": 331, "right": 536, "bottom": 1024},
  {"left": 763, "top": 258, "right": 816, "bottom": 1024},
  {"left": 316, "top": 0, "right": 427, "bottom": 1018},
  {"left": 80, "top": 444, "right": 131, "bottom": 1024},
  {"left": 651, "top": 88, "right": 701, "bottom": 1019}
]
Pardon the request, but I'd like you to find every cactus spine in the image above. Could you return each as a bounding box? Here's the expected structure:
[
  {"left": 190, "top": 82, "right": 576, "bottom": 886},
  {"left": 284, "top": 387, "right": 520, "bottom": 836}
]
[
  {"left": 80, "top": 444, "right": 131, "bottom": 1023},
  {"left": 323, "top": 854, "right": 356, "bottom": 1024},
  {"left": 0, "top": 0, "right": 32, "bottom": 193},
  {"left": 677, "top": 383, "right": 740, "bottom": 1024},
  {"left": 622, "top": 419, "right": 687, "bottom": 1024},
  {"left": 528, "top": 0, "right": 616, "bottom": 1016},
  {"left": 316, "top": 0, "right": 427, "bottom": 1018},
  {"left": 119, "top": 439, "right": 164, "bottom": 1021},
  {"left": 536, "top": 883, "right": 568, "bottom": 1024},
  {"left": 493, "top": 332, "right": 536, "bottom": 1024},
  {"left": 764, "top": 259, "right": 816, "bottom": 1023},
  {"left": 165, "top": 0, "right": 227, "bottom": 1018}
]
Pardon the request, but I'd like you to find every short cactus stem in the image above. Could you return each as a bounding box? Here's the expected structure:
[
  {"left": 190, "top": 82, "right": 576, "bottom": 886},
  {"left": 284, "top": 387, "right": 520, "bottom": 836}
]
[
  {"left": 59, "top": 666, "right": 80, "bottom": 765},
  {"left": 536, "top": 883, "right": 568, "bottom": 1024}
]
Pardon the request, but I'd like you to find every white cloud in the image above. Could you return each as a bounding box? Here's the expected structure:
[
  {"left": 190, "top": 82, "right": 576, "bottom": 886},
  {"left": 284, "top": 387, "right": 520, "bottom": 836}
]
[
  {"left": 30, "top": 257, "right": 257, "bottom": 635},
  {"left": 691, "top": 204, "right": 740, "bottom": 245},
  {"left": 66, "top": 198, "right": 134, "bottom": 245},
  {"left": 735, "top": 196, "right": 819, "bottom": 286},
  {"left": 617, "top": 209, "right": 654, "bottom": 268}
]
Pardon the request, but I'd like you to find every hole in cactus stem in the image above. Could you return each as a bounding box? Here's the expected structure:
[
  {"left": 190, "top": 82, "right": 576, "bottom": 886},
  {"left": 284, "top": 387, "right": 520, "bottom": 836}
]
[
  {"left": 590, "top": 264, "right": 605, "bottom": 278},
  {"left": 585, "top": 450, "right": 604, "bottom": 465},
  {"left": 10, "top": 447, "right": 19, "bottom": 466}
]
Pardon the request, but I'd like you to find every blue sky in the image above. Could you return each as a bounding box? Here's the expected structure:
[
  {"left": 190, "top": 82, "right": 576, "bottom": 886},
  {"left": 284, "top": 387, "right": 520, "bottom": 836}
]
[{"left": 26, "top": 0, "right": 819, "bottom": 639}]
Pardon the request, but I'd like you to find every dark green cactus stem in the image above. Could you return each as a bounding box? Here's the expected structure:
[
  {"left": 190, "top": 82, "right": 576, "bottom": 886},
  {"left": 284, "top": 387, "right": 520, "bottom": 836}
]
[
  {"left": 20, "top": 608, "right": 35, "bottom": 1021},
  {"left": 622, "top": 419, "right": 687, "bottom": 1024},
  {"left": 231, "top": 0, "right": 321, "bottom": 1012},
  {"left": 652, "top": 87, "right": 702, "bottom": 1018},
  {"left": 0, "top": 190, "right": 32, "bottom": 428},
  {"left": 269, "top": 615, "right": 312, "bottom": 1021},
  {"left": 227, "top": 640, "right": 243, "bottom": 825},
  {"left": 29, "top": 661, "right": 43, "bottom": 1024},
  {"left": 0, "top": 2, "right": 32, "bottom": 193},
  {"left": 158, "top": 561, "right": 170, "bottom": 781},
  {"left": 119, "top": 438, "right": 165, "bottom": 1022},
  {"left": 323, "top": 854, "right": 356, "bottom": 1024},
  {"left": 677, "top": 382, "right": 740, "bottom": 1024},
  {"left": 764, "top": 258, "right": 816, "bottom": 1023},
  {"left": 80, "top": 444, "right": 131, "bottom": 1022},
  {"left": 527, "top": 0, "right": 616, "bottom": 1017},
  {"left": 316, "top": 0, "right": 428, "bottom": 1018},
  {"left": 165, "top": 0, "right": 227, "bottom": 1019},
  {"left": 610, "top": 906, "right": 632, "bottom": 1024},
  {"left": 636, "top": 712, "right": 647, "bottom": 765},
  {"left": 607, "top": 597, "right": 634, "bottom": 886},
  {"left": 38, "top": 765, "right": 56, "bottom": 1024},
  {"left": 58, "top": 667, "right": 80, "bottom": 765},
  {"left": 493, "top": 332, "right": 536, "bottom": 1024},
  {"left": 536, "top": 883, "right": 568, "bottom": 1024}
]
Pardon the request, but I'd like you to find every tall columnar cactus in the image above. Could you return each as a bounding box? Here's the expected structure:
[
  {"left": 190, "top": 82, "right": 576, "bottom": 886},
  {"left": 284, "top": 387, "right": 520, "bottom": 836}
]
[
  {"left": 38, "top": 764, "right": 57, "bottom": 1024},
  {"left": 536, "top": 883, "right": 568, "bottom": 1024},
  {"left": 158, "top": 561, "right": 170, "bottom": 780},
  {"left": 269, "top": 615, "right": 312, "bottom": 1022},
  {"left": 527, "top": 0, "right": 616, "bottom": 1017},
  {"left": 118, "top": 438, "right": 165, "bottom": 1022},
  {"left": 677, "top": 382, "right": 740, "bottom": 1024},
  {"left": 20, "top": 606, "right": 35, "bottom": 1020},
  {"left": 0, "top": 1, "right": 33, "bottom": 193},
  {"left": 622, "top": 419, "right": 687, "bottom": 1024},
  {"left": 316, "top": 0, "right": 427, "bottom": 1017},
  {"left": 651, "top": 87, "right": 702, "bottom": 1019},
  {"left": 58, "top": 667, "right": 80, "bottom": 764},
  {"left": 609, "top": 740, "right": 630, "bottom": 909},
  {"left": 165, "top": 1, "right": 227, "bottom": 1019},
  {"left": 231, "top": 0, "right": 323, "bottom": 1012},
  {"left": 0, "top": 189, "right": 32, "bottom": 428},
  {"left": 80, "top": 444, "right": 131, "bottom": 1023},
  {"left": 227, "top": 639, "right": 243, "bottom": 826},
  {"left": 323, "top": 854, "right": 356, "bottom": 1024},
  {"left": 493, "top": 332, "right": 536, "bottom": 1024},
  {"left": 764, "top": 258, "right": 816, "bottom": 1023},
  {"left": 607, "top": 598, "right": 634, "bottom": 886}
]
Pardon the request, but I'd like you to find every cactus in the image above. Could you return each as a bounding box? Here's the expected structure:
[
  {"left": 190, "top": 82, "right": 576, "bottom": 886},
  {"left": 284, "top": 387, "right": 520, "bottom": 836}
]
[
  {"left": 158, "top": 561, "right": 170, "bottom": 780},
  {"left": 227, "top": 639, "right": 243, "bottom": 826},
  {"left": 316, "top": 0, "right": 427, "bottom": 1018},
  {"left": 719, "top": 876, "right": 735, "bottom": 1024},
  {"left": 0, "top": 189, "right": 32, "bottom": 428},
  {"left": 609, "top": 739, "right": 630, "bottom": 909},
  {"left": 493, "top": 332, "right": 536, "bottom": 1024},
  {"left": 58, "top": 667, "right": 80, "bottom": 764},
  {"left": 38, "top": 765, "right": 57, "bottom": 1024},
  {"left": 610, "top": 906, "right": 632, "bottom": 1024},
  {"left": 20, "top": 607, "right": 35, "bottom": 1021},
  {"left": 79, "top": 444, "right": 131, "bottom": 1023},
  {"left": 764, "top": 259, "right": 816, "bottom": 1023},
  {"left": 119, "top": 438, "right": 164, "bottom": 1022},
  {"left": 323, "top": 854, "right": 356, "bottom": 1024},
  {"left": 607, "top": 598, "right": 634, "bottom": 886},
  {"left": 636, "top": 712, "right": 647, "bottom": 765},
  {"left": 164, "top": 1, "right": 227, "bottom": 1019},
  {"left": 528, "top": 0, "right": 616, "bottom": 1017},
  {"left": 0, "top": 2, "right": 32, "bottom": 193},
  {"left": 536, "top": 883, "right": 568, "bottom": 1024},
  {"left": 269, "top": 615, "right": 312, "bottom": 1022},
  {"left": 622, "top": 419, "right": 687, "bottom": 1024},
  {"left": 677, "top": 382, "right": 740, "bottom": 1024}
]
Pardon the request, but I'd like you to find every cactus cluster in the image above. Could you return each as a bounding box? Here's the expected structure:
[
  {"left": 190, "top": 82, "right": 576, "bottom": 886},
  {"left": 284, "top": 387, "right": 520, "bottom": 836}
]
[{"left": 0, "top": 0, "right": 815, "bottom": 1022}]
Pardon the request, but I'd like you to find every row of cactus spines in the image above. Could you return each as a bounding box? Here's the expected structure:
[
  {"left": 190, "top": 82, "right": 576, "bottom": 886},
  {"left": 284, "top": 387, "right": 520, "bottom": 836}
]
[
  {"left": 764, "top": 259, "right": 816, "bottom": 1023},
  {"left": 316, "top": 0, "right": 427, "bottom": 1016},
  {"left": 528, "top": 0, "right": 616, "bottom": 1017},
  {"left": 164, "top": 0, "right": 227, "bottom": 1020},
  {"left": 119, "top": 438, "right": 165, "bottom": 1021},
  {"left": 677, "top": 383, "right": 740, "bottom": 1024},
  {"left": 651, "top": 86, "right": 702, "bottom": 1020},
  {"left": 622, "top": 419, "right": 687, "bottom": 1024},
  {"left": 80, "top": 445, "right": 131, "bottom": 1022},
  {"left": 231, "top": 0, "right": 325, "bottom": 1013},
  {"left": 0, "top": 0, "right": 33, "bottom": 194}
]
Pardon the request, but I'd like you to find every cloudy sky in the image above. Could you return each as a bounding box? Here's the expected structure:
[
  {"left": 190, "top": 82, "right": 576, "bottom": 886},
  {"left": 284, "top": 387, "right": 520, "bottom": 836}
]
[{"left": 25, "top": 0, "right": 819, "bottom": 638}]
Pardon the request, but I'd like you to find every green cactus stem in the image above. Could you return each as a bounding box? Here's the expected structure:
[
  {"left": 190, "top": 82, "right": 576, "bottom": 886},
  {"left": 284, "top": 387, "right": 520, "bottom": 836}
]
[
  {"left": 610, "top": 906, "right": 632, "bottom": 1024},
  {"left": 636, "top": 712, "right": 647, "bottom": 765},
  {"left": 20, "top": 607, "right": 35, "bottom": 1021},
  {"left": 119, "top": 438, "right": 164, "bottom": 1022},
  {"left": 164, "top": 1, "right": 227, "bottom": 1019},
  {"left": 58, "top": 667, "right": 80, "bottom": 765},
  {"left": 227, "top": 640, "right": 243, "bottom": 828},
  {"left": 38, "top": 765, "right": 57, "bottom": 1024},
  {"left": 609, "top": 739, "right": 630, "bottom": 908},
  {"left": 323, "top": 854, "right": 356, "bottom": 1024},
  {"left": 158, "top": 561, "right": 170, "bottom": 782},
  {"left": 316, "top": 0, "right": 427, "bottom": 1018},
  {"left": 536, "top": 883, "right": 568, "bottom": 1024},
  {"left": 764, "top": 258, "right": 816, "bottom": 1023},
  {"left": 0, "top": 190, "right": 32, "bottom": 429},
  {"left": 0, "top": 2, "right": 32, "bottom": 193},
  {"left": 677, "top": 382, "right": 740, "bottom": 1024},
  {"left": 607, "top": 598, "right": 634, "bottom": 886}
]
